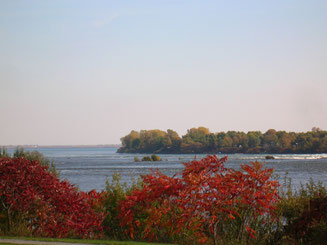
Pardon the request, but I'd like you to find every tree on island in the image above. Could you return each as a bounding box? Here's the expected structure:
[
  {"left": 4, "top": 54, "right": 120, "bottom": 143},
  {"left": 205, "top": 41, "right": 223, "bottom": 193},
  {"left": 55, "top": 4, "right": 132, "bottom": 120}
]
[{"left": 118, "top": 127, "right": 327, "bottom": 154}]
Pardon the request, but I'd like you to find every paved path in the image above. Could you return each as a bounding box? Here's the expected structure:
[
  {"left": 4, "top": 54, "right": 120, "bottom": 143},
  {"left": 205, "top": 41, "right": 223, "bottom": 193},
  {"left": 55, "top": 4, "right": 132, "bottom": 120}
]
[{"left": 0, "top": 239, "right": 96, "bottom": 245}]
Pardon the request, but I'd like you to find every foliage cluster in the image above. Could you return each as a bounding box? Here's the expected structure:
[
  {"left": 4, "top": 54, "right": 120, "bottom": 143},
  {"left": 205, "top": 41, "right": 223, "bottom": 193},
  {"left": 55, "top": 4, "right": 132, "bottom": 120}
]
[
  {"left": 0, "top": 147, "right": 10, "bottom": 158},
  {"left": 1, "top": 150, "right": 327, "bottom": 244},
  {"left": 118, "top": 127, "right": 327, "bottom": 154},
  {"left": 276, "top": 178, "right": 327, "bottom": 244},
  {"left": 102, "top": 172, "right": 143, "bottom": 240},
  {"left": 0, "top": 157, "right": 105, "bottom": 238},
  {"left": 13, "top": 147, "right": 58, "bottom": 175},
  {"left": 134, "top": 155, "right": 161, "bottom": 162},
  {"left": 119, "top": 155, "right": 280, "bottom": 244},
  {"left": 0, "top": 147, "right": 57, "bottom": 175}
]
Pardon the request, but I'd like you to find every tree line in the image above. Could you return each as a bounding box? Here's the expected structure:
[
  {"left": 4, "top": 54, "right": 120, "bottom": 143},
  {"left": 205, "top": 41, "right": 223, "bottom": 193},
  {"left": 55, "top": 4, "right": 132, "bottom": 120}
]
[{"left": 117, "top": 127, "right": 327, "bottom": 154}]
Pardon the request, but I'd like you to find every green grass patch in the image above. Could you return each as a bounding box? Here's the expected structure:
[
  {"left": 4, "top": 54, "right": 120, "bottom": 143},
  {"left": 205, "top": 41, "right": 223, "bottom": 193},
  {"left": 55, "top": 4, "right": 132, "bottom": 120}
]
[
  {"left": 0, "top": 244, "right": 33, "bottom": 245},
  {"left": 0, "top": 236, "right": 175, "bottom": 245},
  {"left": 0, "top": 243, "right": 35, "bottom": 245}
]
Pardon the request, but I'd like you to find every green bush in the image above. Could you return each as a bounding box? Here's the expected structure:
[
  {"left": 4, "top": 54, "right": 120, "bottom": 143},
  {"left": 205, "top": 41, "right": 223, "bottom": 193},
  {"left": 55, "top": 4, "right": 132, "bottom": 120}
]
[
  {"left": 102, "top": 172, "right": 143, "bottom": 240},
  {"left": 0, "top": 212, "right": 33, "bottom": 236},
  {"left": 134, "top": 156, "right": 140, "bottom": 162},
  {"left": 151, "top": 154, "right": 161, "bottom": 161},
  {"left": 102, "top": 172, "right": 127, "bottom": 239},
  {"left": 13, "top": 147, "right": 58, "bottom": 176},
  {"left": 0, "top": 147, "right": 10, "bottom": 158},
  {"left": 139, "top": 155, "right": 161, "bottom": 162},
  {"left": 141, "top": 156, "right": 152, "bottom": 162},
  {"left": 288, "top": 195, "right": 327, "bottom": 244},
  {"left": 276, "top": 177, "right": 327, "bottom": 244}
]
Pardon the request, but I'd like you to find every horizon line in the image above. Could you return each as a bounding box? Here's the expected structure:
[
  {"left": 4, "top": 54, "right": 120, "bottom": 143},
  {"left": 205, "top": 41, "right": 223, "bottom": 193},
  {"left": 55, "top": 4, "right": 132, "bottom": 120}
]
[{"left": 1, "top": 144, "right": 121, "bottom": 149}]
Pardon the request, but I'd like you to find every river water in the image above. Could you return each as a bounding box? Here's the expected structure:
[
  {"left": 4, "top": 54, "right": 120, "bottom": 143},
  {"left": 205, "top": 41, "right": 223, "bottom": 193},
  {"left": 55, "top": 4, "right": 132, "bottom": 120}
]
[{"left": 8, "top": 147, "right": 327, "bottom": 192}]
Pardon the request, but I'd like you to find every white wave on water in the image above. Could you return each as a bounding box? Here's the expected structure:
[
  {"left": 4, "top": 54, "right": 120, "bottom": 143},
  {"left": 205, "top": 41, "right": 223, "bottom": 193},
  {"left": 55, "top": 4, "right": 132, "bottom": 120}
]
[
  {"left": 226, "top": 154, "right": 327, "bottom": 161},
  {"left": 274, "top": 154, "right": 327, "bottom": 160}
]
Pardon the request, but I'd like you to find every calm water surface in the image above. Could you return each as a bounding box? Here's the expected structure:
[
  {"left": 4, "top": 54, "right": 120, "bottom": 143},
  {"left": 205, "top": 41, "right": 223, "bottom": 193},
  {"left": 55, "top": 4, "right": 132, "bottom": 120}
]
[{"left": 9, "top": 147, "right": 327, "bottom": 192}]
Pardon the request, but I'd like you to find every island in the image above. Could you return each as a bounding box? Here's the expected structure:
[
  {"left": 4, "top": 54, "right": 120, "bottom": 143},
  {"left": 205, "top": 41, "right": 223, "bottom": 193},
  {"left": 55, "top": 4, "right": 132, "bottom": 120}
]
[{"left": 117, "top": 127, "right": 327, "bottom": 154}]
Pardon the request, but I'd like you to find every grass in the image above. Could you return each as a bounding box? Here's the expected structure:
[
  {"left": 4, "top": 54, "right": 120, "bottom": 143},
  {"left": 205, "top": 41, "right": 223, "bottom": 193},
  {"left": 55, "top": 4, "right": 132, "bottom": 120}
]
[
  {"left": 0, "top": 236, "right": 176, "bottom": 245},
  {"left": 0, "top": 244, "right": 34, "bottom": 245}
]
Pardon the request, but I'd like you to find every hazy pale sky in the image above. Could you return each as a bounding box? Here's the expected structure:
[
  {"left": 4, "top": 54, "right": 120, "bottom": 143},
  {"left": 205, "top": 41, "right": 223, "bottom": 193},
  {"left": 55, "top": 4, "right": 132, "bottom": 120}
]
[{"left": 1, "top": 0, "right": 326, "bottom": 145}]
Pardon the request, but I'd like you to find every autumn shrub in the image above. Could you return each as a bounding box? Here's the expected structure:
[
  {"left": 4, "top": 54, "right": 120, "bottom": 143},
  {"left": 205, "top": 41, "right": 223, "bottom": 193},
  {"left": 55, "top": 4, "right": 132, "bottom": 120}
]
[
  {"left": 0, "top": 157, "right": 105, "bottom": 238},
  {"left": 276, "top": 178, "right": 327, "bottom": 244},
  {"left": 119, "top": 155, "right": 280, "bottom": 244},
  {"left": 286, "top": 195, "right": 327, "bottom": 244},
  {"left": 13, "top": 147, "right": 58, "bottom": 176}
]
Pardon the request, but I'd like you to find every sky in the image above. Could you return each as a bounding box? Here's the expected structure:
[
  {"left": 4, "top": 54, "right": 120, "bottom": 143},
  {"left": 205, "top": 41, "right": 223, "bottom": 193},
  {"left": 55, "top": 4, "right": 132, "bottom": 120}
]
[{"left": 0, "top": 0, "right": 326, "bottom": 145}]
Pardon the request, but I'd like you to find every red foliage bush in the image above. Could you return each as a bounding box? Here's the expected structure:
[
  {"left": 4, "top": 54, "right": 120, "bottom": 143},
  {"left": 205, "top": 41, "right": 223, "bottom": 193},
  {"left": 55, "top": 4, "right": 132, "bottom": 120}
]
[
  {"left": 0, "top": 157, "right": 105, "bottom": 238},
  {"left": 287, "top": 195, "right": 327, "bottom": 244},
  {"left": 119, "top": 155, "right": 280, "bottom": 244}
]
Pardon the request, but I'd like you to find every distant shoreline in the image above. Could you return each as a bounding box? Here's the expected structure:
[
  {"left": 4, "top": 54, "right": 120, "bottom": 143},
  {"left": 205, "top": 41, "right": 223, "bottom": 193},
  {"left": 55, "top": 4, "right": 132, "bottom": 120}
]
[
  {"left": 2, "top": 144, "right": 121, "bottom": 149},
  {"left": 118, "top": 128, "right": 327, "bottom": 154}
]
